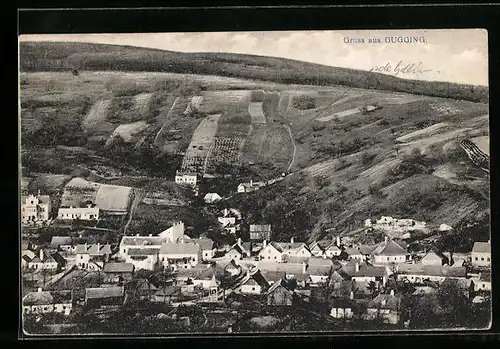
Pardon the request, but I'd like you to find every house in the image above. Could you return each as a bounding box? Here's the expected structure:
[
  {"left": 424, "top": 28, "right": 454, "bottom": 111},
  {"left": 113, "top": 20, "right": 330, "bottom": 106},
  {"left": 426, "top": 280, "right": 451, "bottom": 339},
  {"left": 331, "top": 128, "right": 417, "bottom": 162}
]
[
  {"left": 204, "top": 192, "right": 222, "bottom": 204},
  {"left": 175, "top": 171, "right": 198, "bottom": 187},
  {"left": 75, "top": 243, "right": 112, "bottom": 270},
  {"left": 193, "top": 264, "right": 226, "bottom": 290},
  {"left": 84, "top": 286, "right": 125, "bottom": 307},
  {"left": 27, "top": 249, "right": 60, "bottom": 270},
  {"left": 308, "top": 240, "right": 333, "bottom": 257},
  {"left": 370, "top": 237, "right": 410, "bottom": 265},
  {"left": 237, "top": 179, "right": 265, "bottom": 193},
  {"left": 22, "top": 288, "right": 72, "bottom": 315},
  {"left": 344, "top": 247, "right": 366, "bottom": 261},
  {"left": 57, "top": 205, "right": 99, "bottom": 221},
  {"left": 49, "top": 236, "right": 74, "bottom": 253},
  {"left": 339, "top": 260, "right": 388, "bottom": 285},
  {"left": 103, "top": 262, "right": 135, "bottom": 283},
  {"left": 174, "top": 265, "right": 209, "bottom": 284},
  {"left": 119, "top": 235, "right": 165, "bottom": 257},
  {"left": 249, "top": 224, "right": 272, "bottom": 241},
  {"left": 324, "top": 237, "right": 343, "bottom": 258},
  {"left": 442, "top": 278, "right": 475, "bottom": 298},
  {"left": 258, "top": 260, "right": 309, "bottom": 288},
  {"left": 396, "top": 264, "right": 467, "bottom": 283},
  {"left": 307, "top": 257, "right": 334, "bottom": 285},
  {"left": 194, "top": 238, "right": 216, "bottom": 261},
  {"left": 258, "top": 241, "right": 284, "bottom": 261},
  {"left": 224, "top": 244, "right": 246, "bottom": 260},
  {"left": 159, "top": 242, "right": 202, "bottom": 269},
  {"left": 374, "top": 216, "right": 426, "bottom": 232},
  {"left": 218, "top": 208, "right": 238, "bottom": 234},
  {"left": 365, "top": 291, "right": 401, "bottom": 324},
  {"left": 275, "top": 238, "right": 313, "bottom": 258},
  {"left": 420, "top": 250, "right": 449, "bottom": 266},
  {"left": 158, "top": 221, "right": 186, "bottom": 243},
  {"left": 470, "top": 240, "right": 491, "bottom": 267},
  {"left": 330, "top": 298, "right": 358, "bottom": 320},
  {"left": 240, "top": 270, "right": 270, "bottom": 295},
  {"left": 154, "top": 286, "right": 182, "bottom": 303},
  {"left": 267, "top": 278, "right": 295, "bottom": 306},
  {"left": 473, "top": 272, "right": 491, "bottom": 292},
  {"left": 21, "top": 193, "right": 51, "bottom": 224},
  {"left": 224, "top": 259, "right": 242, "bottom": 277},
  {"left": 125, "top": 247, "right": 160, "bottom": 271}
]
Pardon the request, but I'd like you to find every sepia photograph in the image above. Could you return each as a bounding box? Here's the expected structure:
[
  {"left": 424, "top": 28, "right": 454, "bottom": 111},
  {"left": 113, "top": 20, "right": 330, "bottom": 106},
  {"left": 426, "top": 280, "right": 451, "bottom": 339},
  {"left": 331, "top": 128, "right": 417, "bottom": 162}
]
[{"left": 18, "top": 29, "right": 491, "bottom": 336}]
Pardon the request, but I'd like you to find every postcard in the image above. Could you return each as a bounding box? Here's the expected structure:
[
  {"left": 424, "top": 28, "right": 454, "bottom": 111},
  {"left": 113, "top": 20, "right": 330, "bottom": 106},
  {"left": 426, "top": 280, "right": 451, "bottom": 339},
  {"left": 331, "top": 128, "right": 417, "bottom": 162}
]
[{"left": 18, "top": 29, "right": 490, "bottom": 336}]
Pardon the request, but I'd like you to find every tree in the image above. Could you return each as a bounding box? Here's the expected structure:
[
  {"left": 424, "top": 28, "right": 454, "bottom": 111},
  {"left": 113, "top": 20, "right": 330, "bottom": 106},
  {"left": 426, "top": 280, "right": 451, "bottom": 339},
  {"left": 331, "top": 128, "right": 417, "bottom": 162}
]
[{"left": 367, "top": 281, "right": 379, "bottom": 298}]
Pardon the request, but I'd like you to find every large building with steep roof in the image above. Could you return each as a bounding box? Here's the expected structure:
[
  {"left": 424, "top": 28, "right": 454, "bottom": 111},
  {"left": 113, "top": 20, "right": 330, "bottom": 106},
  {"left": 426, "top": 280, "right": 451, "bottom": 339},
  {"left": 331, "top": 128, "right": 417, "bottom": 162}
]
[
  {"left": 471, "top": 240, "right": 491, "bottom": 267},
  {"left": 370, "top": 238, "right": 410, "bottom": 265}
]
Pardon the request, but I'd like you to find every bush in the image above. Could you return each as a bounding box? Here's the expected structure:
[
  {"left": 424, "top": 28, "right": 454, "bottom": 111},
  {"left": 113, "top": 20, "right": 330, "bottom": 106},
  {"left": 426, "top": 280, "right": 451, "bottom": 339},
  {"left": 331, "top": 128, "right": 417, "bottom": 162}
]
[
  {"left": 293, "top": 95, "right": 316, "bottom": 110},
  {"left": 361, "top": 152, "right": 377, "bottom": 166}
]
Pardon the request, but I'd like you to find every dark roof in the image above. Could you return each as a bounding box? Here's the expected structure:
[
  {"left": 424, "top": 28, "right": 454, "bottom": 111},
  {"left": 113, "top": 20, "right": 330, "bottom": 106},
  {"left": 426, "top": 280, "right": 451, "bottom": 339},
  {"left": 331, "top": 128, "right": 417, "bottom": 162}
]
[
  {"left": 155, "top": 286, "right": 181, "bottom": 297},
  {"left": 194, "top": 238, "right": 215, "bottom": 251},
  {"left": 127, "top": 248, "right": 159, "bottom": 256},
  {"left": 250, "top": 224, "right": 271, "bottom": 232},
  {"left": 371, "top": 239, "right": 408, "bottom": 256},
  {"left": 341, "top": 260, "right": 386, "bottom": 278},
  {"left": 195, "top": 265, "right": 226, "bottom": 281},
  {"left": 85, "top": 286, "right": 124, "bottom": 299},
  {"left": 75, "top": 244, "right": 112, "bottom": 255},
  {"left": 421, "top": 250, "right": 448, "bottom": 263},
  {"left": 241, "top": 270, "right": 270, "bottom": 289},
  {"left": 103, "top": 262, "right": 134, "bottom": 273},
  {"left": 50, "top": 236, "right": 73, "bottom": 249},
  {"left": 267, "top": 278, "right": 294, "bottom": 294},
  {"left": 398, "top": 264, "right": 467, "bottom": 278}
]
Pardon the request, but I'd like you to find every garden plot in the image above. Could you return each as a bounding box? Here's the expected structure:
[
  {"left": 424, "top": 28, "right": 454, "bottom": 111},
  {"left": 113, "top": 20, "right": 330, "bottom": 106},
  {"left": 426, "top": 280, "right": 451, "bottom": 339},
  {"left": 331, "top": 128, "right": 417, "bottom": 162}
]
[
  {"left": 60, "top": 177, "right": 100, "bottom": 207},
  {"left": 180, "top": 114, "right": 221, "bottom": 173},
  {"left": 430, "top": 102, "right": 466, "bottom": 117},
  {"left": 248, "top": 102, "right": 267, "bottom": 124},
  {"left": 395, "top": 122, "right": 449, "bottom": 143},
  {"left": 95, "top": 184, "right": 133, "bottom": 214},
  {"left": 133, "top": 92, "right": 153, "bottom": 115},
  {"left": 83, "top": 99, "right": 111, "bottom": 127},
  {"left": 199, "top": 90, "right": 252, "bottom": 114},
  {"left": 204, "top": 136, "right": 246, "bottom": 174},
  {"left": 471, "top": 136, "right": 489, "bottom": 156},
  {"left": 107, "top": 121, "right": 149, "bottom": 143},
  {"left": 316, "top": 107, "right": 362, "bottom": 122},
  {"left": 398, "top": 128, "right": 472, "bottom": 155}
]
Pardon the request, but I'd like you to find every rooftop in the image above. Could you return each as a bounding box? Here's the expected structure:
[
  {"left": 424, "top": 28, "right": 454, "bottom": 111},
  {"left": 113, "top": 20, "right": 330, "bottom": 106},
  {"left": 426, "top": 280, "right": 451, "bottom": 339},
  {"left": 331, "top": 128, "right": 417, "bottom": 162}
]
[
  {"left": 23, "top": 290, "right": 72, "bottom": 306},
  {"left": 127, "top": 248, "right": 160, "bottom": 256},
  {"left": 103, "top": 262, "right": 134, "bottom": 273},
  {"left": 121, "top": 236, "right": 165, "bottom": 246},
  {"left": 85, "top": 286, "right": 124, "bottom": 299},
  {"left": 472, "top": 241, "right": 491, "bottom": 254},
  {"left": 159, "top": 242, "right": 201, "bottom": 255},
  {"left": 371, "top": 239, "right": 408, "bottom": 256},
  {"left": 367, "top": 293, "right": 401, "bottom": 311},
  {"left": 397, "top": 264, "right": 467, "bottom": 277}
]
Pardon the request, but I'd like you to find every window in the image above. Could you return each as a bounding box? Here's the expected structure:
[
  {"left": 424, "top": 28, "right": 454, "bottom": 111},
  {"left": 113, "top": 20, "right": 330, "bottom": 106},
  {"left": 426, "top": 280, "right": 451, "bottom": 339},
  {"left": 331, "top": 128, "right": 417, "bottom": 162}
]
[
  {"left": 274, "top": 256, "right": 276, "bottom": 259},
  {"left": 482, "top": 284, "right": 485, "bottom": 288},
  {"left": 123, "top": 249, "right": 126, "bottom": 253},
  {"left": 475, "top": 257, "right": 478, "bottom": 261},
  {"left": 387, "top": 257, "right": 389, "bottom": 261},
  {"left": 268, "top": 256, "right": 270, "bottom": 259},
  {"left": 252, "top": 287, "right": 255, "bottom": 291},
  {"left": 487, "top": 258, "right": 490, "bottom": 262},
  {"left": 44, "top": 307, "right": 48, "bottom": 311},
  {"left": 80, "top": 256, "right": 83, "bottom": 259}
]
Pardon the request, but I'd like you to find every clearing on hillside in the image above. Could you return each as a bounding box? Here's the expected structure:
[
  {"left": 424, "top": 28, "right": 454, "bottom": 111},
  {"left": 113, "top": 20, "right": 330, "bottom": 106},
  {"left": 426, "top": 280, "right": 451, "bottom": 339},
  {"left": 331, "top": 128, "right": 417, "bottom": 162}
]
[
  {"left": 180, "top": 114, "right": 221, "bottom": 173},
  {"left": 83, "top": 99, "right": 111, "bottom": 127},
  {"left": 316, "top": 107, "right": 362, "bottom": 122},
  {"left": 248, "top": 102, "right": 267, "bottom": 124},
  {"left": 107, "top": 121, "right": 149, "bottom": 144},
  {"left": 395, "top": 122, "right": 450, "bottom": 143},
  {"left": 199, "top": 90, "right": 252, "bottom": 114}
]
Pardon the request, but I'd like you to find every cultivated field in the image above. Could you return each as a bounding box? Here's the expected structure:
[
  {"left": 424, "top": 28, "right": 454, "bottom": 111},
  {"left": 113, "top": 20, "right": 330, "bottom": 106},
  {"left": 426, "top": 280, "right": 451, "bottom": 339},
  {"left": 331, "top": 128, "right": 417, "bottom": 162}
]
[
  {"left": 83, "top": 99, "right": 111, "bottom": 127},
  {"left": 199, "top": 90, "right": 252, "bottom": 114},
  {"left": 204, "top": 136, "right": 246, "bottom": 174},
  {"left": 395, "top": 122, "right": 450, "bottom": 143},
  {"left": 133, "top": 92, "right": 153, "bottom": 115},
  {"left": 95, "top": 184, "right": 133, "bottom": 213},
  {"left": 316, "top": 107, "right": 362, "bottom": 122},
  {"left": 180, "top": 114, "right": 221, "bottom": 173}
]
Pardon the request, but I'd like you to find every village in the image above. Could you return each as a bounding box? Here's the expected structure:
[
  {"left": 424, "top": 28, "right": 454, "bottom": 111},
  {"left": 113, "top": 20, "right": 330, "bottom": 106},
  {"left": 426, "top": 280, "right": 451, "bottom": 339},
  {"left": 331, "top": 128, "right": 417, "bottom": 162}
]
[{"left": 20, "top": 171, "right": 492, "bottom": 333}]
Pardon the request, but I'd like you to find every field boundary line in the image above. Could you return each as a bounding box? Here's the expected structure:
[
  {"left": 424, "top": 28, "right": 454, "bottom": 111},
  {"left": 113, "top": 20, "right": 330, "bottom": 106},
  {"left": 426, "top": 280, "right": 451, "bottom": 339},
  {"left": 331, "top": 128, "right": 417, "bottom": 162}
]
[{"left": 153, "top": 96, "right": 180, "bottom": 146}]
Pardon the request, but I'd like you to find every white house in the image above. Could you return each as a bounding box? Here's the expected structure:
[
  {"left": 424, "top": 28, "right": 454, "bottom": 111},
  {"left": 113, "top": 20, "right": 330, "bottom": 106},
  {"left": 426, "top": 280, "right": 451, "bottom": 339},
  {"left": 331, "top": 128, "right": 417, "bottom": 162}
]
[
  {"left": 370, "top": 237, "right": 410, "bottom": 265},
  {"left": 158, "top": 221, "right": 186, "bottom": 243},
  {"left": 237, "top": 179, "right": 265, "bottom": 193},
  {"left": 175, "top": 171, "right": 198, "bottom": 187},
  {"left": 396, "top": 264, "right": 467, "bottom": 284},
  {"left": 21, "top": 193, "right": 51, "bottom": 224},
  {"left": 194, "top": 238, "right": 216, "bottom": 261},
  {"left": 22, "top": 289, "right": 72, "bottom": 316},
  {"left": 125, "top": 247, "right": 160, "bottom": 271},
  {"left": 27, "top": 249, "right": 59, "bottom": 270},
  {"left": 473, "top": 272, "right": 491, "bottom": 292},
  {"left": 159, "top": 242, "right": 202, "bottom": 270},
  {"left": 275, "top": 239, "right": 312, "bottom": 259},
  {"left": 204, "top": 192, "right": 222, "bottom": 204},
  {"left": 240, "top": 270, "right": 270, "bottom": 295},
  {"left": 470, "top": 240, "right": 491, "bottom": 267},
  {"left": 420, "top": 250, "right": 449, "bottom": 266},
  {"left": 249, "top": 224, "right": 272, "bottom": 240},
  {"left": 57, "top": 205, "right": 99, "bottom": 221},
  {"left": 75, "top": 243, "right": 112, "bottom": 270},
  {"left": 258, "top": 241, "right": 284, "bottom": 261},
  {"left": 218, "top": 208, "right": 238, "bottom": 234}
]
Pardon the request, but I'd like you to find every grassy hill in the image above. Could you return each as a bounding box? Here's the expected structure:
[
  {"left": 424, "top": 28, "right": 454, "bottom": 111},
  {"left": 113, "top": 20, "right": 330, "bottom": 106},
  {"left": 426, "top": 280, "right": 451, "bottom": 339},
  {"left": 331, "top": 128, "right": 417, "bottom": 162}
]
[
  {"left": 20, "top": 41, "right": 488, "bottom": 102},
  {"left": 19, "top": 41, "right": 490, "bottom": 253}
]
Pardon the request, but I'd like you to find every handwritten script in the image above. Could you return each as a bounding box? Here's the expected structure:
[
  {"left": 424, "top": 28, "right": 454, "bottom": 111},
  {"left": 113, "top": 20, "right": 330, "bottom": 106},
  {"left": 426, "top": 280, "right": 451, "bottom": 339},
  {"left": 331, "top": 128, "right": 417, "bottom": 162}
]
[{"left": 369, "top": 61, "right": 434, "bottom": 77}]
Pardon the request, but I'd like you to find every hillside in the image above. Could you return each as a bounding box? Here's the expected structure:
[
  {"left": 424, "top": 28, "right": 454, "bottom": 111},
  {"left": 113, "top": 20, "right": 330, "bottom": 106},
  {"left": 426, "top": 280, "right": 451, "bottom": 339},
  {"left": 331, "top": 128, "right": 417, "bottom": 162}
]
[
  {"left": 20, "top": 41, "right": 488, "bottom": 103},
  {"left": 19, "top": 41, "right": 490, "bottom": 253}
]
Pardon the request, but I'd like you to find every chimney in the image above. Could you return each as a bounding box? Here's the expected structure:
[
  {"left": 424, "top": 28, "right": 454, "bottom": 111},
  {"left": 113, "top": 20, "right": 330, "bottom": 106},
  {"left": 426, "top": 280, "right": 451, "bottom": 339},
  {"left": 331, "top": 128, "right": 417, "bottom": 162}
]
[
  {"left": 385, "top": 236, "right": 388, "bottom": 244},
  {"left": 136, "top": 234, "right": 140, "bottom": 237},
  {"left": 302, "top": 261, "right": 307, "bottom": 274},
  {"left": 37, "top": 288, "right": 42, "bottom": 293},
  {"left": 38, "top": 189, "right": 41, "bottom": 196},
  {"left": 39, "top": 249, "right": 44, "bottom": 261},
  {"left": 290, "top": 237, "right": 294, "bottom": 244},
  {"left": 336, "top": 236, "right": 341, "bottom": 247},
  {"left": 224, "top": 208, "right": 228, "bottom": 217},
  {"left": 383, "top": 275, "right": 388, "bottom": 286},
  {"left": 322, "top": 253, "right": 327, "bottom": 259},
  {"left": 97, "top": 243, "right": 100, "bottom": 252},
  {"left": 390, "top": 289, "right": 394, "bottom": 296},
  {"left": 149, "top": 234, "right": 152, "bottom": 237},
  {"left": 263, "top": 240, "right": 267, "bottom": 248},
  {"left": 250, "top": 179, "right": 253, "bottom": 186},
  {"left": 237, "top": 237, "right": 242, "bottom": 246},
  {"left": 349, "top": 291, "right": 354, "bottom": 300},
  {"left": 355, "top": 262, "right": 360, "bottom": 272}
]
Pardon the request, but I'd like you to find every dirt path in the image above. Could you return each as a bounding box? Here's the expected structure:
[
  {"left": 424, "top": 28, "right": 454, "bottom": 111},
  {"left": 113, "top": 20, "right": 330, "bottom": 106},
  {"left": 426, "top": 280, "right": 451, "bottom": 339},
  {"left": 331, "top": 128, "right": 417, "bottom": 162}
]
[
  {"left": 123, "top": 188, "right": 146, "bottom": 235},
  {"left": 284, "top": 124, "right": 297, "bottom": 173},
  {"left": 153, "top": 96, "right": 180, "bottom": 147}
]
